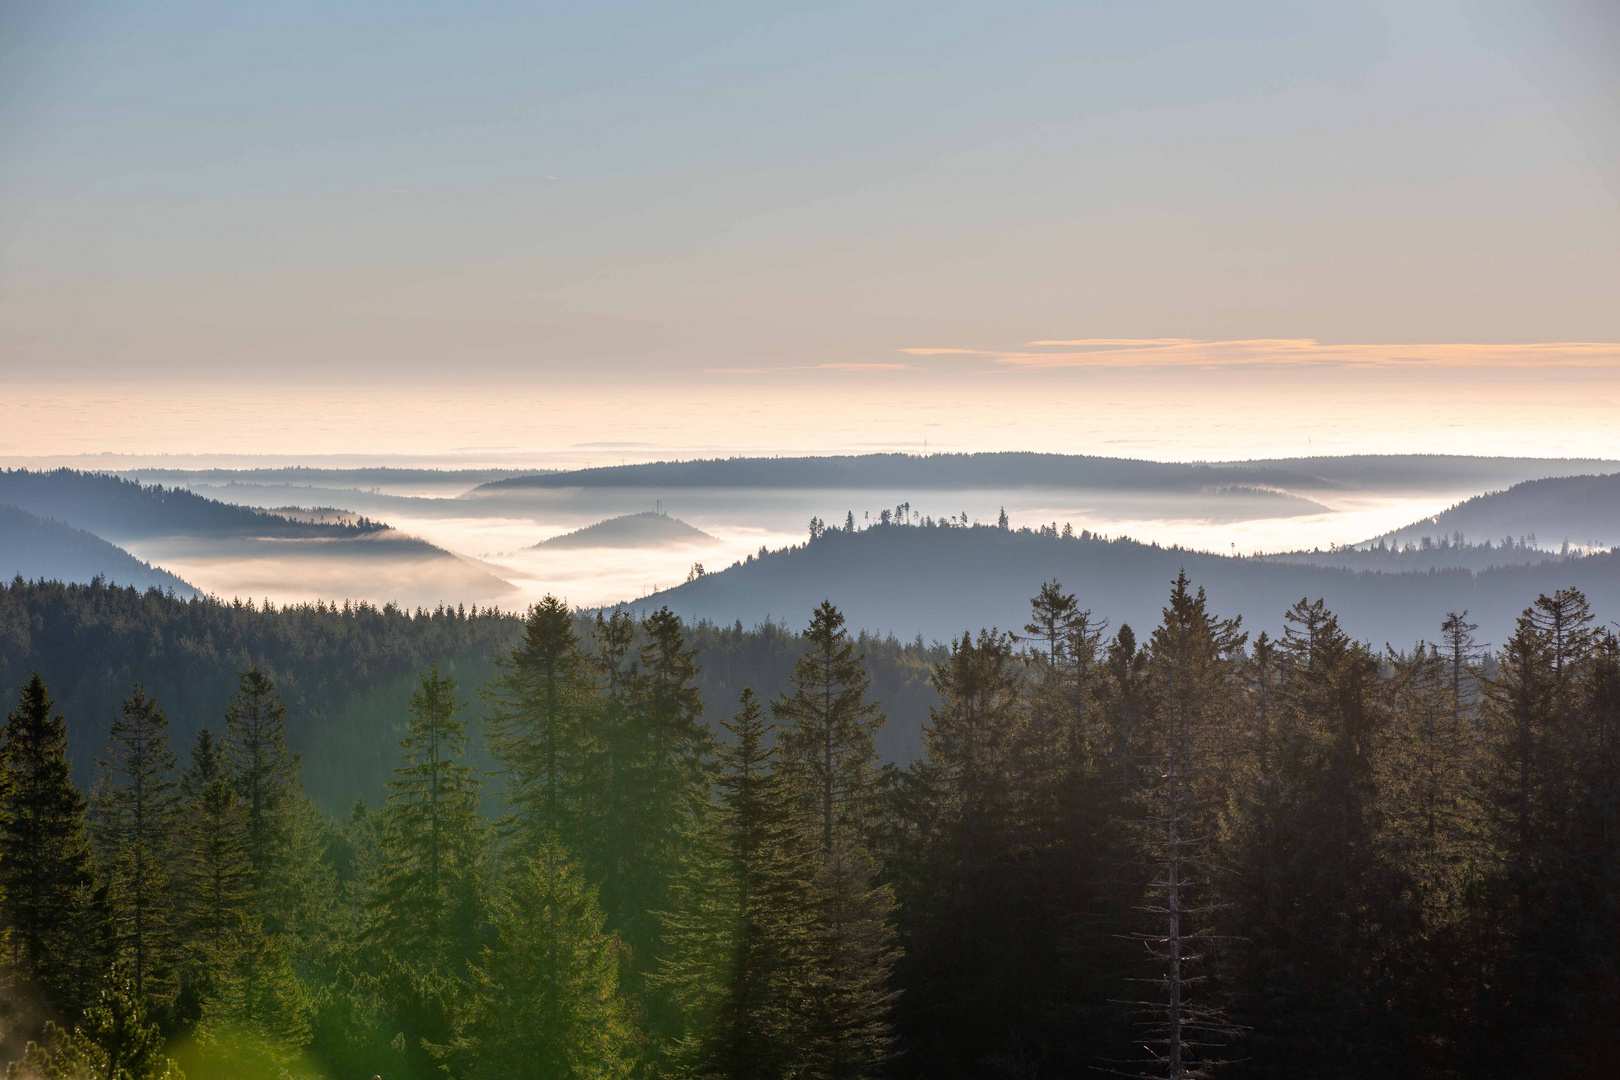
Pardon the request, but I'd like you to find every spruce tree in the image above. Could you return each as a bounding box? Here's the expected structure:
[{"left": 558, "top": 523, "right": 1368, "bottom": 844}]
[
  {"left": 469, "top": 838, "right": 633, "bottom": 1080},
  {"left": 219, "top": 665, "right": 323, "bottom": 1051},
  {"left": 773, "top": 602, "right": 898, "bottom": 1080},
  {"left": 658, "top": 689, "right": 818, "bottom": 1080},
  {"left": 367, "top": 664, "right": 487, "bottom": 972},
  {"left": 484, "top": 596, "right": 591, "bottom": 850},
  {"left": 91, "top": 685, "right": 180, "bottom": 1007},
  {"left": 222, "top": 665, "right": 299, "bottom": 923},
  {"left": 0, "top": 674, "right": 94, "bottom": 1012},
  {"left": 175, "top": 727, "right": 252, "bottom": 1016},
  {"left": 621, "top": 607, "right": 712, "bottom": 965},
  {"left": 774, "top": 601, "right": 886, "bottom": 855}
]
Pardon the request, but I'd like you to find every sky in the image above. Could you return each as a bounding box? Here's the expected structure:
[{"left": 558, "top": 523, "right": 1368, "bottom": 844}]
[{"left": 3, "top": 0, "right": 1618, "bottom": 463}]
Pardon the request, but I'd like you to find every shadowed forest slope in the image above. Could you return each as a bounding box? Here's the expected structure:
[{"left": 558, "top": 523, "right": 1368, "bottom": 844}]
[
  {"left": 630, "top": 521, "right": 1620, "bottom": 650},
  {"left": 1, "top": 504, "right": 197, "bottom": 596},
  {"left": 1374, "top": 471, "right": 1620, "bottom": 549}
]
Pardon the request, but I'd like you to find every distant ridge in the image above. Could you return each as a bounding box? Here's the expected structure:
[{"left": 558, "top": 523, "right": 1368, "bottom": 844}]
[
  {"left": 474, "top": 452, "right": 1620, "bottom": 495},
  {"left": 0, "top": 469, "right": 390, "bottom": 541},
  {"left": 0, "top": 503, "right": 197, "bottom": 595},
  {"left": 534, "top": 511, "right": 717, "bottom": 549}
]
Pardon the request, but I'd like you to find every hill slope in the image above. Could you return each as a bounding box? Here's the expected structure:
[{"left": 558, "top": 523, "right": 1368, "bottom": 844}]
[
  {"left": 534, "top": 511, "right": 717, "bottom": 549},
  {"left": 1374, "top": 472, "right": 1620, "bottom": 550},
  {"left": 0, "top": 504, "right": 197, "bottom": 595},
  {"left": 0, "top": 469, "right": 515, "bottom": 607},
  {"left": 0, "top": 469, "right": 385, "bottom": 541},
  {"left": 625, "top": 522, "right": 1620, "bottom": 650}
]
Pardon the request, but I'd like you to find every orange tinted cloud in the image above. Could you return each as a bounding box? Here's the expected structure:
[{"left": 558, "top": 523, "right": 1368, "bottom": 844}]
[{"left": 900, "top": 339, "right": 1620, "bottom": 369}]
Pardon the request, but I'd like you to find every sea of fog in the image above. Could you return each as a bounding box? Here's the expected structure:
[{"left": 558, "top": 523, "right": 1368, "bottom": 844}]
[{"left": 158, "top": 479, "right": 1474, "bottom": 612}]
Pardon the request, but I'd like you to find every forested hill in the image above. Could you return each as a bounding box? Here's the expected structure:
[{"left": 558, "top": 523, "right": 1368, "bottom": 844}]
[
  {"left": 0, "top": 579, "right": 941, "bottom": 809},
  {"left": 1, "top": 504, "right": 197, "bottom": 596},
  {"left": 1374, "top": 471, "right": 1620, "bottom": 550},
  {"left": 475, "top": 452, "right": 1330, "bottom": 492},
  {"left": 627, "top": 520, "right": 1620, "bottom": 649},
  {"left": 473, "top": 451, "right": 1620, "bottom": 494},
  {"left": 0, "top": 469, "right": 388, "bottom": 541},
  {"left": 534, "top": 510, "right": 717, "bottom": 548}
]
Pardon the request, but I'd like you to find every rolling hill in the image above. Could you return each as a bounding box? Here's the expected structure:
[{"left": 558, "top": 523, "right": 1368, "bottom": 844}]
[
  {"left": 474, "top": 452, "right": 1620, "bottom": 495},
  {"left": 0, "top": 504, "right": 197, "bottom": 595},
  {"left": 534, "top": 511, "right": 718, "bottom": 549},
  {"left": 0, "top": 469, "right": 515, "bottom": 607},
  {"left": 1373, "top": 472, "right": 1620, "bottom": 550},
  {"left": 621, "top": 521, "right": 1620, "bottom": 651}
]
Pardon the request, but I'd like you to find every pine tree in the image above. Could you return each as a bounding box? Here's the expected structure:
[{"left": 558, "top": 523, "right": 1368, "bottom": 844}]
[
  {"left": 8, "top": 970, "right": 183, "bottom": 1080},
  {"left": 175, "top": 727, "right": 252, "bottom": 1017},
  {"left": 222, "top": 665, "right": 299, "bottom": 924},
  {"left": 658, "top": 689, "right": 817, "bottom": 1080},
  {"left": 484, "top": 596, "right": 591, "bottom": 849},
  {"left": 469, "top": 839, "right": 633, "bottom": 1080},
  {"left": 581, "top": 608, "right": 639, "bottom": 924},
  {"left": 1120, "top": 573, "right": 1244, "bottom": 1079},
  {"left": 91, "top": 686, "right": 180, "bottom": 1007},
  {"left": 367, "top": 664, "right": 487, "bottom": 973},
  {"left": 924, "top": 630, "right": 1023, "bottom": 869},
  {"left": 774, "top": 601, "right": 886, "bottom": 855},
  {"left": 621, "top": 608, "right": 712, "bottom": 963},
  {"left": 773, "top": 602, "right": 898, "bottom": 1080},
  {"left": 0, "top": 674, "right": 95, "bottom": 1012},
  {"left": 219, "top": 665, "right": 323, "bottom": 1052}
]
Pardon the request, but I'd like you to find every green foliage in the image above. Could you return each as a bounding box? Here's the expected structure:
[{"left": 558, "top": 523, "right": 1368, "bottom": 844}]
[
  {"left": 0, "top": 674, "right": 95, "bottom": 1013},
  {"left": 8, "top": 972, "right": 183, "bottom": 1080},
  {"left": 484, "top": 596, "right": 592, "bottom": 850},
  {"left": 468, "top": 839, "right": 634, "bottom": 1080},
  {"left": 366, "top": 665, "right": 487, "bottom": 973},
  {"left": 90, "top": 688, "right": 180, "bottom": 1009}
]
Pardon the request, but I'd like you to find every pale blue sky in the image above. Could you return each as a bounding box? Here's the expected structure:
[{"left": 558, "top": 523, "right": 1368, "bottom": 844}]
[{"left": 2, "top": 1, "right": 1617, "bottom": 457}]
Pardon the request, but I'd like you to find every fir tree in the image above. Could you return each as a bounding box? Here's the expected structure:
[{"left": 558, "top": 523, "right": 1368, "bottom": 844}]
[
  {"left": 175, "top": 727, "right": 252, "bottom": 1017},
  {"left": 658, "top": 689, "right": 818, "bottom": 1080},
  {"left": 222, "top": 665, "right": 298, "bottom": 922},
  {"left": 0, "top": 674, "right": 94, "bottom": 1012},
  {"left": 91, "top": 686, "right": 180, "bottom": 1007},
  {"left": 469, "top": 839, "right": 633, "bottom": 1080},
  {"left": 484, "top": 596, "right": 591, "bottom": 849},
  {"left": 774, "top": 601, "right": 886, "bottom": 854},
  {"left": 367, "top": 664, "right": 487, "bottom": 973},
  {"left": 773, "top": 602, "right": 898, "bottom": 1080}
]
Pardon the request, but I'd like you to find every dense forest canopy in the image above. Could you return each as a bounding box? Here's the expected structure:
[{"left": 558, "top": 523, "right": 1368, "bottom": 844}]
[{"left": 1, "top": 566, "right": 1616, "bottom": 1078}]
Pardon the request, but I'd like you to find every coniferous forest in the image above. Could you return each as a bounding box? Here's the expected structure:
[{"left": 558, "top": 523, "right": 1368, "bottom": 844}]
[{"left": 1, "top": 573, "right": 1617, "bottom": 1080}]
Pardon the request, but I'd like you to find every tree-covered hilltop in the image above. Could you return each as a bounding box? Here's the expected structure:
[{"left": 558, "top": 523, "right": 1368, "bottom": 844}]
[
  {"left": 630, "top": 513, "right": 1620, "bottom": 649},
  {"left": 0, "top": 578, "right": 943, "bottom": 808},
  {"left": 2, "top": 578, "right": 1617, "bottom": 1079},
  {"left": 0, "top": 505, "right": 198, "bottom": 596},
  {"left": 1372, "top": 470, "right": 1620, "bottom": 551},
  {"left": 0, "top": 469, "right": 390, "bottom": 542}
]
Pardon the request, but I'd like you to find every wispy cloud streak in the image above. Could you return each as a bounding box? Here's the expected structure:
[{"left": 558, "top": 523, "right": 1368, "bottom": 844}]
[{"left": 901, "top": 339, "right": 1620, "bottom": 369}]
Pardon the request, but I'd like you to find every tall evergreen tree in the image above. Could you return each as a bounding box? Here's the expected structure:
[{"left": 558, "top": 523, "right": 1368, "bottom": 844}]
[
  {"left": 222, "top": 665, "right": 299, "bottom": 924},
  {"left": 0, "top": 674, "right": 95, "bottom": 1013},
  {"left": 484, "top": 596, "right": 591, "bottom": 850},
  {"left": 774, "top": 601, "right": 886, "bottom": 855},
  {"left": 175, "top": 726, "right": 252, "bottom": 1017},
  {"left": 469, "top": 839, "right": 634, "bottom": 1080},
  {"left": 91, "top": 686, "right": 180, "bottom": 1007},
  {"left": 773, "top": 602, "right": 898, "bottom": 1080},
  {"left": 367, "top": 664, "right": 487, "bottom": 973},
  {"left": 659, "top": 689, "right": 817, "bottom": 1080}
]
